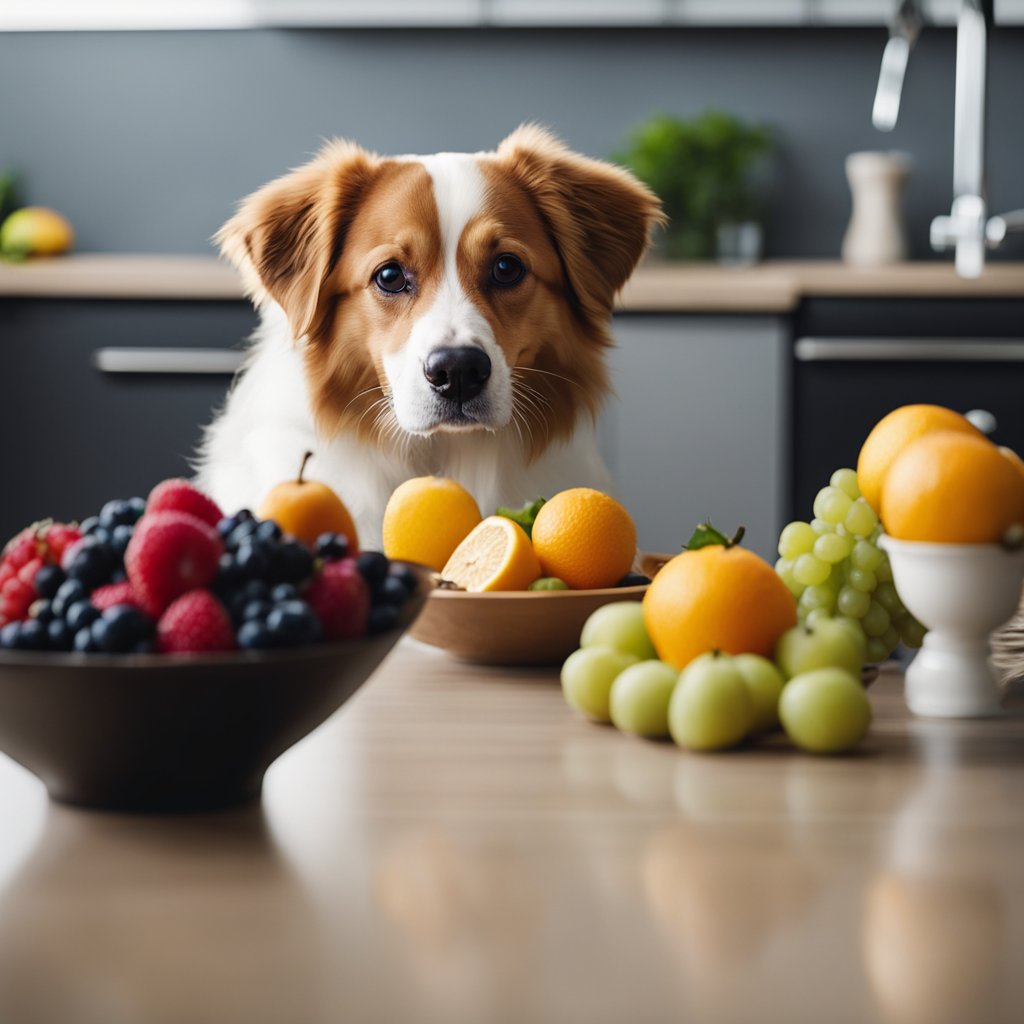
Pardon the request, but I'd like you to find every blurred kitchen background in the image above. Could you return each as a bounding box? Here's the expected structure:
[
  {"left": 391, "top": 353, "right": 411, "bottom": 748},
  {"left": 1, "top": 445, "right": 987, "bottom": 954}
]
[{"left": 2, "top": 0, "right": 1024, "bottom": 559}]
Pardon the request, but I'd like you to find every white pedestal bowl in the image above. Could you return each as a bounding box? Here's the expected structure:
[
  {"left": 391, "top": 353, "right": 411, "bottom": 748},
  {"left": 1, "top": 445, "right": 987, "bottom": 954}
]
[{"left": 880, "top": 537, "right": 1024, "bottom": 718}]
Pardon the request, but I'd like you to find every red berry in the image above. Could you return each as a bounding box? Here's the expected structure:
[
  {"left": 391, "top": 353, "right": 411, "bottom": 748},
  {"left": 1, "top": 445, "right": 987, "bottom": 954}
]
[
  {"left": 146, "top": 479, "right": 224, "bottom": 529},
  {"left": 125, "top": 511, "right": 223, "bottom": 617},
  {"left": 156, "top": 590, "right": 236, "bottom": 654},
  {"left": 44, "top": 524, "right": 84, "bottom": 562},
  {"left": 304, "top": 558, "right": 370, "bottom": 640},
  {"left": 91, "top": 580, "right": 141, "bottom": 612}
]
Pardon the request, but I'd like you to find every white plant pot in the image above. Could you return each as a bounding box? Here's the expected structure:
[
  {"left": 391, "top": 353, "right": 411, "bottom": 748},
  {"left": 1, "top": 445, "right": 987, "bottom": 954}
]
[{"left": 880, "top": 536, "right": 1024, "bottom": 718}]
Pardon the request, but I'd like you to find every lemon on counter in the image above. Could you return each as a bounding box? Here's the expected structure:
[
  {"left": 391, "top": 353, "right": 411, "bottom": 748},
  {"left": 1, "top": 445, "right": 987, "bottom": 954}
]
[{"left": 0, "top": 206, "right": 75, "bottom": 257}]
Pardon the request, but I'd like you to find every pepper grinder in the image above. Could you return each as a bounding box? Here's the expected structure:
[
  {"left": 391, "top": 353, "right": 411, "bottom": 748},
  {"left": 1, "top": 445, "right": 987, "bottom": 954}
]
[{"left": 842, "top": 151, "right": 912, "bottom": 266}]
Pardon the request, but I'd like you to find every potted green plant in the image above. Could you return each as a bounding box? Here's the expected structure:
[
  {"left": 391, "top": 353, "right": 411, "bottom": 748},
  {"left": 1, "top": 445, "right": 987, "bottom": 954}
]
[{"left": 613, "top": 111, "right": 772, "bottom": 262}]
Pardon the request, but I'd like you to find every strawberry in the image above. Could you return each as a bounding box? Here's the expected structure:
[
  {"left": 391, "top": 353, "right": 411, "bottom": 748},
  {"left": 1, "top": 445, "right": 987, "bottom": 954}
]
[
  {"left": 146, "top": 479, "right": 224, "bottom": 529},
  {"left": 91, "top": 580, "right": 141, "bottom": 612},
  {"left": 304, "top": 558, "right": 370, "bottom": 640},
  {"left": 156, "top": 590, "right": 236, "bottom": 654},
  {"left": 125, "top": 511, "right": 223, "bottom": 617}
]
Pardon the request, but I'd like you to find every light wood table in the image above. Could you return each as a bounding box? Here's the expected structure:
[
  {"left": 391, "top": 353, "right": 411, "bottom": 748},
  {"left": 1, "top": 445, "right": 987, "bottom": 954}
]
[{"left": 0, "top": 642, "right": 1022, "bottom": 1024}]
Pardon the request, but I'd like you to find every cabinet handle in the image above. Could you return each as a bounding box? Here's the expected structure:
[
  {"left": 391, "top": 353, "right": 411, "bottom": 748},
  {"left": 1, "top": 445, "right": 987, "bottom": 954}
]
[
  {"left": 93, "top": 348, "right": 246, "bottom": 375},
  {"left": 794, "top": 338, "right": 1024, "bottom": 362}
]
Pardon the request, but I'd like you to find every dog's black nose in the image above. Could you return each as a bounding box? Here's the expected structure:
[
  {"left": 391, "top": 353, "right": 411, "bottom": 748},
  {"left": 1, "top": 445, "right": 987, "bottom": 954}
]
[{"left": 423, "top": 346, "right": 491, "bottom": 404}]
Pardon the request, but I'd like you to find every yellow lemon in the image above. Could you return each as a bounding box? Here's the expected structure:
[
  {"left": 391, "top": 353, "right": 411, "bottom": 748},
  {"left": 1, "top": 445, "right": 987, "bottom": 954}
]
[
  {"left": 382, "top": 476, "right": 482, "bottom": 572},
  {"left": 442, "top": 516, "right": 542, "bottom": 592},
  {"left": 0, "top": 207, "right": 75, "bottom": 256}
]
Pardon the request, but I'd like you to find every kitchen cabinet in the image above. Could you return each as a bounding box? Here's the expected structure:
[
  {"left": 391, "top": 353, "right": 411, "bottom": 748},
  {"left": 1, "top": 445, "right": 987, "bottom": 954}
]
[
  {"left": 0, "top": 298, "right": 256, "bottom": 541},
  {"left": 600, "top": 315, "right": 788, "bottom": 561},
  {"left": 790, "top": 297, "right": 1024, "bottom": 519}
]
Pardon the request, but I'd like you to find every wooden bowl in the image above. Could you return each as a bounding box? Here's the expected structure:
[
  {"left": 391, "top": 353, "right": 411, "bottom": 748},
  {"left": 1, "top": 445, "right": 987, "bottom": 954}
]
[
  {"left": 0, "top": 564, "right": 432, "bottom": 813},
  {"left": 410, "top": 552, "right": 667, "bottom": 666}
]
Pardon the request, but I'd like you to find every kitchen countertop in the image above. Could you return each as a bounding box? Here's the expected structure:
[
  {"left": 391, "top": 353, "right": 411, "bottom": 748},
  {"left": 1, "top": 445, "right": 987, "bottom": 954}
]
[
  {"left": 1, "top": 254, "right": 1024, "bottom": 310},
  {"left": 0, "top": 642, "right": 1021, "bottom": 1024}
]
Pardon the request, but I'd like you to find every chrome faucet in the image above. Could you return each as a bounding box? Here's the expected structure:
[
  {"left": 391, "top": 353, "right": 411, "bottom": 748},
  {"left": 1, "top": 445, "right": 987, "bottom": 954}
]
[{"left": 873, "top": 0, "right": 1024, "bottom": 277}]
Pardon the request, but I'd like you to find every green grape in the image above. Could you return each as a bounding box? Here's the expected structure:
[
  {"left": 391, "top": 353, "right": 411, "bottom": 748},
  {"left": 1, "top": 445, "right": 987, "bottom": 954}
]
[
  {"left": 800, "top": 583, "right": 837, "bottom": 612},
  {"left": 875, "top": 558, "right": 894, "bottom": 583},
  {"left": 851, "top": 539, "right": 884, "bottom": 572},
  {"left": 865, "top": 638, "right": 889, "bottom": 663},
  {"left": 813, "top": 531, "right": 851, "bottom": 564},
  {"left": 779, "top": 668, "right": 871, "bottom": 754},
  {"left": 810, "top": 517, "right": 832, "bottom": 535},
  {"left": 874, "top": 581, "right": 905, "bottom": 616},
  {"left": 844, "top": 499, "right": 879, "bottom": 537},
  {"left": 669, "top": 652, "right": 753, "bottom": 751},
  {"left": 775, "top": 557, "right": 803, "bottom": 598},
  {"left": 838, "top": 585, "right": 871, "bottom": 618},
  {"left": 814, "top": 486, "right": 854, "bottom": 525},
  {"left": 778, "top": 521, "right": 817, "bottom": 559},
  {"left": 830, "top": 468, "right": 861, "bottom": 500},
  {"left": 580, "top": 602, "right": 657, "bottom": 661},
  {"left": 881, "top": 625, "right": 901, "bottom": 653},
  {"left": 793, "top": 554, "right": 831, "bottom": 586},
  {"left": 862, "top": 601, "right": 891, "bottom": 638},
  {"left": 561, "top": 646, "right": 638, "bottom": 722},
  {"left": 900, "top": 616, "right": 927, "bottom": 649},
  {"left": 609, "top": 660, "right": 679, "bottom": 737},
  {"left": 848, "top": 567, "right": 877, "bottom": 593},
  {"left": 802, "top": 608, "right": 830, "bottom": 629},
  {"left": 733, "top": 654, "right": 785, "bottom": 734}
]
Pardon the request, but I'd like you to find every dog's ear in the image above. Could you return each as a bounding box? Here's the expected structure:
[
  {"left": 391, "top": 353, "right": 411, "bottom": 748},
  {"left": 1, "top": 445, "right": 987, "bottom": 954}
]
[
  {"left": 216, "top": 139, "right": 379, "bottom": 341},
  {"left": 495, "top": 124, "right": 665, "bottom": 327}
]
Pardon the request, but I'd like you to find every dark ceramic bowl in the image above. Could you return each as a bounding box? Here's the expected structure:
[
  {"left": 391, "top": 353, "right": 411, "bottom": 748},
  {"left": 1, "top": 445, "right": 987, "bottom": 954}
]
[{"left": 0, "top": 565, "right": 431, "bottom": 813}]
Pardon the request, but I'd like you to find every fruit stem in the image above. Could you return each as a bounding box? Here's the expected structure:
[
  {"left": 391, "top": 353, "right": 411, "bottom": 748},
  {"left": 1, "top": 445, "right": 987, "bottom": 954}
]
[
  {"left": 298, "top": 451, "right": 313, "bottom": 486},
  {"left": 726, "top": 526, "right": 746, "bottom": 549}
]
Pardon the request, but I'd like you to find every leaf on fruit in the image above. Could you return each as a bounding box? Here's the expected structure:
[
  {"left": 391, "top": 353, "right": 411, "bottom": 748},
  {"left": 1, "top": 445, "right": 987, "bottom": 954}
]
[
  {"left": 495, "top": 497, "right": 546, "bottom": 539},
  {"left": 685, "top": 522, "right": 746, "bottom": 551}
]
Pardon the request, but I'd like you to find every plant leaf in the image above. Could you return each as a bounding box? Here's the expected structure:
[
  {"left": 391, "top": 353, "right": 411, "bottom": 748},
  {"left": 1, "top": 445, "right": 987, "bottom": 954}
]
[
  {"left": 685, "top": 522, "right": 746, "bottom": 550},
  {"left": 495, "top": 497, "right": 546, "bottom": 539}
]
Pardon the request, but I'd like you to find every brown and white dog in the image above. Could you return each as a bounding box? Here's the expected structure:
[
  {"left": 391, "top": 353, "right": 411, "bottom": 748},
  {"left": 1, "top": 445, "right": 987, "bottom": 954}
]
[{"left": 197, "top": 126, "right": 663, "bottom": 548}]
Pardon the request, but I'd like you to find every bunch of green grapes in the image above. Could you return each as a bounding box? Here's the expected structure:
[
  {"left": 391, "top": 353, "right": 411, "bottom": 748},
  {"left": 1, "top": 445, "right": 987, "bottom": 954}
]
[{"left": 775, "top": 468, "right": 925, "bottom": 663}]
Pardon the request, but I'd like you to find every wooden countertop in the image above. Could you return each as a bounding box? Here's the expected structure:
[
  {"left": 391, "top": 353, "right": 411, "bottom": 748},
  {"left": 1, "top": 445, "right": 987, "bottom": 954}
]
[
  {"left": 2, "top": 254, "right": 1024, "bottom": 311},
  {"left": 0, "top": 643, "right": 1022, "bottom": 1024}
]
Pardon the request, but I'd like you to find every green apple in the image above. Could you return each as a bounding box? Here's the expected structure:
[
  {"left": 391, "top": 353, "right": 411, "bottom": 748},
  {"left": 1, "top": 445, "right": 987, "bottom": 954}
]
[
  {"left": 668, "top": 651, "right": 753, "bottom": 752},
  {"left": 609, "top": 660, "right": 679, "bottom": 738},
  {"left": 732, "top": 653, "right": 785, "bottom": 734},
  {"left": 775, "top": 617, "right": 865, "bottom": 679},
  {"left": 779, "top": 667, "right": 871, "bottom": 754},
  {"left": 580, "top": 601, "right": 656, "bottom": 661},
  {"left": 561, "top": 646, "right": 638, "bottom": 722}
]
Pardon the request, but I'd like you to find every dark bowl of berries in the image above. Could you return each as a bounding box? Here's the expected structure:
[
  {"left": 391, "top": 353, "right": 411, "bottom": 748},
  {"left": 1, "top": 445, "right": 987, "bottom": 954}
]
[{"left": 0, "top": 480, "right": 430, "bottom": 813}]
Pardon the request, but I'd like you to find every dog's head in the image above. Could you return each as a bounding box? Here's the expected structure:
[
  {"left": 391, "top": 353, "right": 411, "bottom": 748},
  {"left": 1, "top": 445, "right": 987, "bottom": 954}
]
[{"left": 218, "top": 127, "right": 663, "bottom": 457}]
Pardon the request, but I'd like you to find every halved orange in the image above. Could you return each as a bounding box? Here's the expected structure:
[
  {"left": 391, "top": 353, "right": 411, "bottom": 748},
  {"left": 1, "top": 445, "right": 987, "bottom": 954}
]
[{"left": 442, "top": 516, "right": 542, "bottom": 592}]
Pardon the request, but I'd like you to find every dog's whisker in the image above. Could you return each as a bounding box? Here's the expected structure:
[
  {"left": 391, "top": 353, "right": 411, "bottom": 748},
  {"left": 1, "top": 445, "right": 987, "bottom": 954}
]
[
  {"left": 513, "top": 365, "right": 584, "bottom": 391},
  {"left": 341, "top": 383, "right": 386, "bottom": 417}
]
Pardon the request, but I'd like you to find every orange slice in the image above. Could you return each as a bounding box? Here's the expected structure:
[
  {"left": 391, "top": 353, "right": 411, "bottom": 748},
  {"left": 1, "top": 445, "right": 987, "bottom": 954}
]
[{"left": 441, "top": 516, "right": 542, "bottom": 592}]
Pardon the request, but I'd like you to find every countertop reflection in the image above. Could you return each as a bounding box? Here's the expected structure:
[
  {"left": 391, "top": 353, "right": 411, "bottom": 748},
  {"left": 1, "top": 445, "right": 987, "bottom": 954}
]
[{"left": 1, "top": 643, "right": 1022, "bottom": 1024}]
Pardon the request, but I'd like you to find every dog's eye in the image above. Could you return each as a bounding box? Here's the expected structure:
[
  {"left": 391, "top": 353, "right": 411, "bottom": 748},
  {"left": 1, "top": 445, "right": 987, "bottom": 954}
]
[
  {"left": 491, "top": 253, "right": 525, "bottom": 287},
  {"left": 374, "top": 262, "right": 409, "bottom": 294}
]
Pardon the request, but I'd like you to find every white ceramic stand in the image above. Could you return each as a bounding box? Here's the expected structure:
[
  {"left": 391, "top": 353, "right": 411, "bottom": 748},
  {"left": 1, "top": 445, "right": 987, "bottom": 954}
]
[
  {"left": 841, "top": 151, "right": 911, "bottom": 266},
  {"left": 880, "top": 537, "right": 1024, "bottom": 718}
]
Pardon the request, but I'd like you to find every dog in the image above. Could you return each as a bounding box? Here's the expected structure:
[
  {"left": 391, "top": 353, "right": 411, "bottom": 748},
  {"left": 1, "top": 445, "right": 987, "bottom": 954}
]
[{"left": 197, "top": 126, "right": 663, "bottom": 549}]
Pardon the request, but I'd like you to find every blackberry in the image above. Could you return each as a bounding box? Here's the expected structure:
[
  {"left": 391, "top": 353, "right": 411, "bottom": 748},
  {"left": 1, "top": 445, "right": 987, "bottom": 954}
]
[
  {"left": 64, "top": 536, "right": 118, "bottom": 589},
  {"left": 238, "top": 620, "right": 277, "bottom": 650},
  {"left": 34, "top": 564, "right": 66, "bottom": 600},
  {"left": 99, "top": 498, "right": 141, "bottom": 531},
  {"left": 47, "top": 619, "right": 75, "bottom": 652},
  {"left": 51, "top": 579, "right": 88, "bottom": 618},
  {"left": 66, "top": 601, "right": 101, "bottom": 633},
  {"left": 356, "top": 551, "right": 390, "bottom": 593},
  {"left": 91, "top": 605, "right": 155, "bottom": 654},
  {"left": 266, "top": 600, "right": 322, "bottom": 646},
  {"left": 376, "top": 576, "right": 409, "bottom": 607},
  {"left": 316, "top": 532, "right": 350, "bottom": 562}
]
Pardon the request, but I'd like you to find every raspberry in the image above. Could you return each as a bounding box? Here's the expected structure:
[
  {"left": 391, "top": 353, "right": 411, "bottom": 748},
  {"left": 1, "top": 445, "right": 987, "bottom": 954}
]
[
  {"left": 0, "top": 521, "right": 82, "bottom": 627},
  {"left": 304, "top": 558, "right": 370, "bottom": 640},
  {"left": 157, "top": 590, "right": 236, "bottom": 654},
  {"left": 125, "top": 511, "right": 224, "bottom": 617},
  {"left": 91, "top": 580, "right": 141, "bottom": 612},
  {"left": 146, "top": 479, "right": 224, "bottom": 529}
]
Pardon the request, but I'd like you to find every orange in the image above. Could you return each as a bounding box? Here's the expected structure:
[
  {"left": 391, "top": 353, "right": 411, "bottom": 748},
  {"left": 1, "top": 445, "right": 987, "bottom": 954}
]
[
  {"left": 531, "top": 488, "right": 636, "bottom": 590},
  {"left": 257, "top": 452, "right": 359, "bottom": 552},
  {"left": 442, "top": 516, "right": 542, "bottom": 591},
  {"left": 881, "top": 430, "right": 1024, "bottom": 543},
  {"left": 1000, "top": 445, "right": 1024, "bottom": 487},
  {"left": 382, "top": 476, "right": 482, "bottom": 572},
  {"left": 643, "top": 545, "right": 797, "bottom": 670},
  {"left": 857, "top": 405, "right": 982, "bottom": 513}
]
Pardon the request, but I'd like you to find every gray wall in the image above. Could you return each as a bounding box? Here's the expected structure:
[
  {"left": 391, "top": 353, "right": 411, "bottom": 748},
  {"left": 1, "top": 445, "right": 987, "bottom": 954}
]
[{"left": 2, "top": 27, "right": 1022, "bottom": 260}]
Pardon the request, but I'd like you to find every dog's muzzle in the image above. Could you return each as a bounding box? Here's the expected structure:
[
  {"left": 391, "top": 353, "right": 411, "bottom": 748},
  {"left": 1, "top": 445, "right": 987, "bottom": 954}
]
[{"left": 423, "top": 346, "right": 491, "bottom": 405}]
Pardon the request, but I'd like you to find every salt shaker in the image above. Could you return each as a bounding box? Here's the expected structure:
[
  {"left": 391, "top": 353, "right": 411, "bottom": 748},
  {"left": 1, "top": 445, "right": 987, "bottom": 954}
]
[{"left": 842, "top": 151, "right": 912, "bottom": 266}]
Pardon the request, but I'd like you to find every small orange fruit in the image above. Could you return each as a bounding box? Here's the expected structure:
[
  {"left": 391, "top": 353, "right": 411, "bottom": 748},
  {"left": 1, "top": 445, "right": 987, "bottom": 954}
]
[
  {"left": 643, "top": 544, "right": 797, "bottom": 670},
  {"left": 442, "top": 516, "right": 542, "bottom": 592},
  {"left": 881, "top": 430, "right": 1024, "bottom": 543},
  {"left": 531, "top": 488, "right": 637, "bottom": 590},
  {"left": 257, "top": 451, "right": 359, "bottom": 552},
  {"left": 382, "top": 476, "right": 482, "bottom": 572},
  {"left": 999, "top": 445, "right": 1024, "bottom": 487},
  {"left": 857, "top": 405, "right": 982, "bottom": 513}
]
